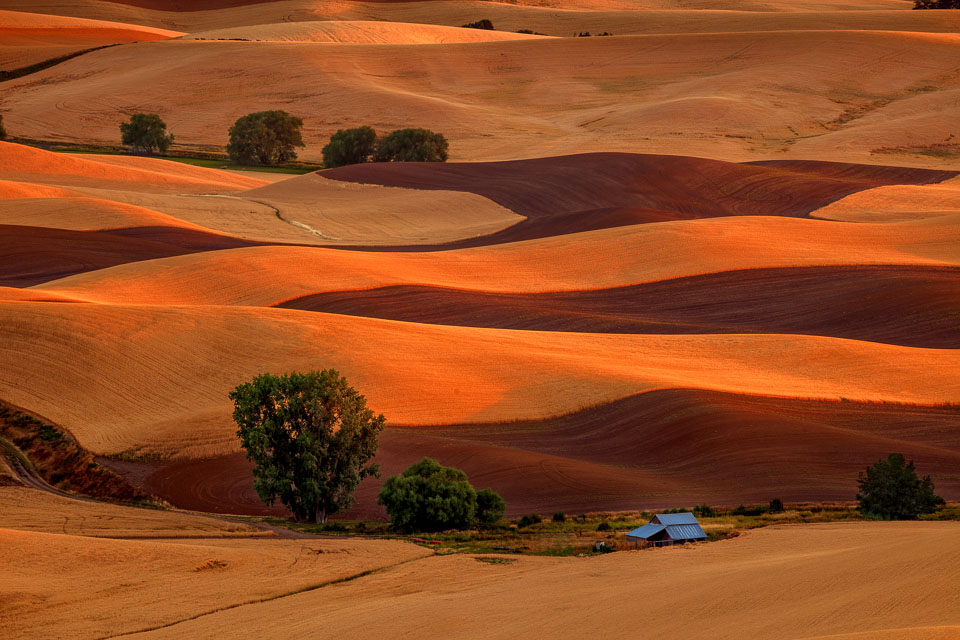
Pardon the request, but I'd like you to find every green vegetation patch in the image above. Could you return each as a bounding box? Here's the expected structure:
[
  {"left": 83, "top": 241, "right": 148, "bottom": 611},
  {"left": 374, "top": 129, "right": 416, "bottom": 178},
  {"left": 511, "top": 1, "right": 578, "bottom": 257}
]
[{"left": 0, "top": 403, "right": 157, "bottom": 504}]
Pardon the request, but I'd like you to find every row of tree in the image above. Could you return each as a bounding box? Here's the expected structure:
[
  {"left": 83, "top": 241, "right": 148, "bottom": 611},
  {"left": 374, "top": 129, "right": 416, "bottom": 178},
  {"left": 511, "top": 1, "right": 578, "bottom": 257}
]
[
  {"left": 118, "top": 111, "right": 448, "bottom": 168},
  {"left": 322, "top": 126, "right": 448, "bottom": 168},
  {"left": 232, "top": 370, "right": 503, "bottom": 531},
  {"left": 231, "top": 369, "right": 946, "bottom": 532}
]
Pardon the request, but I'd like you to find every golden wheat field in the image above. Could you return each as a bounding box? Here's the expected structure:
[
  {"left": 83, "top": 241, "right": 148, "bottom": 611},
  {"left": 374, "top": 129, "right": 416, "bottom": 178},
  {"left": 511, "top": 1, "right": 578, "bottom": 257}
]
[{"left": 2, "top": 0, "right": 960, "bottom": 637}]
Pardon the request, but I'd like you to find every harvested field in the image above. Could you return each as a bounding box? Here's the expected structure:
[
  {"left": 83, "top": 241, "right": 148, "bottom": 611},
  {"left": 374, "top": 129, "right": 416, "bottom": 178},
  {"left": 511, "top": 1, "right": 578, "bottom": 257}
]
[
  {"left": 277, "top": 266, "right": 960, "bottom": 349},
  {"left": 3, "top": 1, "right": 960, "bottom": 635},
  {"left": 135, "top": 390, "right": 960, "bottom": 518},
  {"left": 1, "top": 301, "right": 959, "bottom": 460},
  {"left": 110, "top": 523, "right": 960, "bottom": 639},
  {"left": 0, "top": 485, "right": 263, "bottom": 538},
  {"left": 34, "top": 214, "right": 960, "bottom": 304},
  {"left": 0, "top": 524, "right": 429, "bottom": 639},
  {"left": 187, "top": 20, "right": 553, "bottom": 44},
  {"left": 4, "top": 30, "right": 960, "bottom": 164},
  {"left": 0, "top": 9, "right": 180, "bottom": 69}
]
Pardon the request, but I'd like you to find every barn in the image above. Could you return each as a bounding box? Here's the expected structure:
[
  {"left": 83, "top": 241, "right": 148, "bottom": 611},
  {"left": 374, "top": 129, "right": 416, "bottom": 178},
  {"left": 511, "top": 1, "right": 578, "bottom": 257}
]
[{"left": 626, "top": 512, "right": 707, "bottom": 547}]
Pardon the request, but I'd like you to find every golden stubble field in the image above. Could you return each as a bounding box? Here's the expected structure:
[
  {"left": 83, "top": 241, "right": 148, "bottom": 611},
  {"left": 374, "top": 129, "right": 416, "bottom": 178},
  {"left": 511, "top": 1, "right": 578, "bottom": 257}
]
[
  {"left": 2, "top": 484, "right": 958, "bottom": 640},
  {"left": 2, "top": 1, "right": 960, "bottom": 637}
]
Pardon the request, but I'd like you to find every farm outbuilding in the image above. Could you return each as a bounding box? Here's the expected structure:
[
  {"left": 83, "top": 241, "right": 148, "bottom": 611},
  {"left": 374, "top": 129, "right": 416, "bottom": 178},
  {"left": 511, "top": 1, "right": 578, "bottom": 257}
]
[{"left": 626, "top": 513, "right": 707, "bottom": 548}]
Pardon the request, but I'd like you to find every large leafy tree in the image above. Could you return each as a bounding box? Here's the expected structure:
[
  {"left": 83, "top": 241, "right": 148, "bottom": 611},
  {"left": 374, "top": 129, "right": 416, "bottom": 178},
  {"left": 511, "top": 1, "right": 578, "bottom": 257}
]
[
  {"left": 857, "top": 453, "right": 944, "bottom": 520},
  {"left": 378, "top": 458, "right": 505, "bottom": 532},
  {"left": 322, "top": 126, "right": 377, "bottom": 168},
  {"left": 231, "top": 370, "right": 385, "bottom": 523},
  {"left": 119, "top": 113, "right": 173, "bottom": 154},
  {"left": 374, "top": 128, "right": 449, "bottom": 163},
  {"left": 227, "top": 110, "right": 304, "bottom": 166}
]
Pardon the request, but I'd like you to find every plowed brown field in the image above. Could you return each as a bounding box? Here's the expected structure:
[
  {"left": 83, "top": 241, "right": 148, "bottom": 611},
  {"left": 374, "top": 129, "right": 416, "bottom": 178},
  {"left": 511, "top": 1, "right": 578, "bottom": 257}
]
[{"left": 3, "top": 1, "right": 960, "bottom": 636}]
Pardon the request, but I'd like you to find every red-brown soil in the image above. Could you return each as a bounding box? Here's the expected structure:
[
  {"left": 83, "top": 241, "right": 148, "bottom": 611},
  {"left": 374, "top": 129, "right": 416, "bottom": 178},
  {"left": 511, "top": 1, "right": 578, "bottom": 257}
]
[
  {"left": 277, "top": 266, "right": 960, "bottom": 349},
  {"left": 0, "top": 224, "right": 255, "bottom": 287},
  {"left": 324, "top": 154, "right": 955, "bottom": 246},
  {"left": 128, "top": 390, "right": 960, "bottom": 519}
]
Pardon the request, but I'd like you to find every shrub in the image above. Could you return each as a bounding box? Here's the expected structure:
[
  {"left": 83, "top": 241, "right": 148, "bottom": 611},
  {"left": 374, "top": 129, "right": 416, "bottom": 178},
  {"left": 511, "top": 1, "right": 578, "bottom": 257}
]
[
  {"left": 375, "top": 128, "right": 449, "bottom": 163},
  {"left": 476, "top": 488, "right": 506, "bottom": 525},
  {"left": 857, "top": 453, "right": 944, "bottom": 520},
  {"left": 693, "top": 503, "right": 715, "bottom": 518},
  {"left": 732, "top": 504, "right": 766, "bottom": 517},
  {"left": 378, "top": 458, "right": 505, "bottom": 532},
  {"left": 552, "top": 512, "right": 566, "bottom": 523},
  {"left": 227, "top": 110, "right": 304, "bottom": 166},
  {"left": 517, "top": 513, "right": 542, "bottom": 529},
  {"left": 322, "top": 126, "right": 377, "bottom": 168},
  {"left": 769, "top": 498, "right": 785, "bottom": 513},
  {"left": 596, "top": 521, "right": 612, "bottom": 532},
  {"left": 119, "top": 113, "right": 173, "bottom": 155},
  {"left": 462, "top": 19, "right": 494, "bottom": 30}
]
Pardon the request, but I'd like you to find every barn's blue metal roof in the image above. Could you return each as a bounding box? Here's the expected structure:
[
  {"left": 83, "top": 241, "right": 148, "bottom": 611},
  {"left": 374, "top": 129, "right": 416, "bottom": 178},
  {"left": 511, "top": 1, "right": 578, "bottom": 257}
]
[
  {"left": 625, "top": 523, "right": 665, "bottom": 540},
  {"left": 665, "top": 524, "right": 707, "bottom": 540},
  {"left": 652, "top": 512, "right": 699, "bottom": 526}
]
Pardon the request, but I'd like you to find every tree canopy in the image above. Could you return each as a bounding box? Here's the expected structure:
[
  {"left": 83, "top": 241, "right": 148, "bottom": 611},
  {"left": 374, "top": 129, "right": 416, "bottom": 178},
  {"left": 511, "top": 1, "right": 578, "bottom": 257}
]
[
  {"left": 375, "top": 128, "right": 449, "bottom": 163},
  {"left": 231, "top": 370, "right": 385, "bottom": 523},
  {"left": 322, "top": 126, "right": 378, "bottom": 168},
  {"left": 227, "top": 110, "right": 304, "bottom": 166},
  {"left": 857, "top": 453, "right": 944, "bottom": 520},
  {"left": 378, "top": 458, "right": 505, "bottom": 532},
  {"left": 119, "top": 113, "right": 173, "bottom": 155}
]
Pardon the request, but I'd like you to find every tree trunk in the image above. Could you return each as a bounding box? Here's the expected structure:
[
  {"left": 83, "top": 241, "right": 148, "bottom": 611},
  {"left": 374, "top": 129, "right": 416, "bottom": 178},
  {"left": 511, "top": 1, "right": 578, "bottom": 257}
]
[{"left": 316, "top": 507, "right": 327, "bottom": 525}]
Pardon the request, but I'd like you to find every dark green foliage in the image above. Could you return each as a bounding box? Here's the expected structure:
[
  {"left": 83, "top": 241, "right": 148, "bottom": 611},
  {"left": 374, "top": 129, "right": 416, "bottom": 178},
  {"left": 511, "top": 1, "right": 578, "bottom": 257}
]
[
  {"left": 517, "top": 513, "right": 542, "bottom": 528},
  {"left": 462, "top": 19, "right": 494, "bottom": 30},
  {"left": 227, "top": 110, "right": 304, "bottom": 166},
  {"left": 476, "top": 488, "right": 506, "bottom": 525},
  {"left": 693, "top": 503, "right": 715, "bottom": 518},
  {"left": 378, "top": 458, "right": 478, "bottom": 532},
  {"left": 769, "top": 498, "right": 784, "bottom": 513},
  {"left": 322, "top": 126, "right": 377, "bottom": 168},
  {"left": 596, "top": 521, "right": 612, "bottom": 531},
  {"left": 374, "top": 128, "right": 449, "bottom": 163},
  {"left": 38, "top": 424, "right": 63, "bottom": 442},
  {"left": 914, "top": 0, "right": 960, "bottom": 8},
  {"left": 857, "top": 453, "right": 945, "bottom": 520},
  {"left": 0, "top": 115, "right": 6, "bottom": 140},
  {"left": 231, "top": 370, "right": 385, "bottom": 523},
  {"left": 552, "top": 512, "right": 566, "bottom": 523},
  {"left": 732, "top": 504, "right": 767, "bottom": 516},
  {"left": 515, "top": 29, "right": 547, "bottom": 35},
  {"left": 119, "top": 113, "right": 174, "bottom": 155}
]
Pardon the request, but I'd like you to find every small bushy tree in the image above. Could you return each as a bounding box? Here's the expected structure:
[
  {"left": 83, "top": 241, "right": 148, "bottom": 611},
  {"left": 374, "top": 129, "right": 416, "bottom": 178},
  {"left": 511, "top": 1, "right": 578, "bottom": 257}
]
[
  {"left": 378, "top": 458, "right": 504, "bottom": 532},
  {"left": 231, "top": 369, "right": 385, "bottom": 523},
  {"left": 375, "top": 128, "right": 449, "bottom": 163},
  {"left": 693, "top": 503, "right": 715, "bottom": 518},
  {"left": 120, "top": 113, "right": 173, "bottom": 154},
  {"left": 227, "top": 110, "right": 304, "bottom": 166},
  {"left": 768, "top": 498, "right": 784, "bottom": 513},
  {"left": 461, "top": 19, "right": 494, "bottom": 30},
  {"left": 322, "top": 126, "right": 377, "bottom": 168},
  {"left": 476, "top": 488, "right": 506, "bottom": 524},
  {"left": 857, "top": 453, "right": 944, "bottom": 520},
  {"left": 517, "top": 513, "right": 542, "bottom": 528}
]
